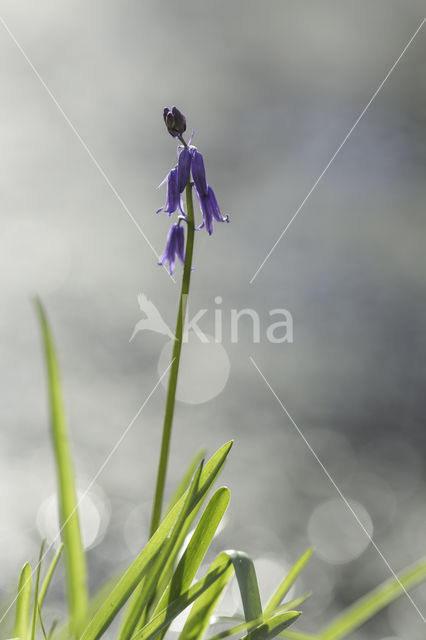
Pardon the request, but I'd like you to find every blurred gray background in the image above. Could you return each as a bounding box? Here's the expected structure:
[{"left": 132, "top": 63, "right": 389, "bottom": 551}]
[{"left": 1, "top": 1, "right": 426, "bottom": 638}]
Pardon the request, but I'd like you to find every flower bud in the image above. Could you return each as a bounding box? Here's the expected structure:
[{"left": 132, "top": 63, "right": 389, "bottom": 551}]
[{"left": 163, "top": 106, "right": 187, "bottom": 138}]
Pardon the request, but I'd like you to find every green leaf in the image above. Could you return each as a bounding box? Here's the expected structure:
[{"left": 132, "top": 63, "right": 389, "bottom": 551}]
[
  {"left": 81, "top": 441, "right": 233, "bottom": 640},
  {"left": 264, "top": 549, "right": 313, "bottom": 615},
  {"left": 150, "top": 487, "right": 230, "bottom": 640},
  {"left": 37, "top": 602, "right": 48, "bottom": 640},
  {"left": 132, "top": 557, "right": 233, "bottom": 640},
  {"left": 13, "top": 563, "right": 32, "bottom": 640},
  {"left": 45, "top": 566, "right": 122, "bottom": 640},
  {"left": 319, "top": 555, "right": 426, "bottom": 640},
  {"left": 166, "top": 449, "right": 206, "bottom": 514},
  {"left": 38, "top": 544, "right": 63, "bottom": 609},
  {"left": 280, "top": 632, "right": 317, "bottom": 640},
  {"left": 226, "top": 551, "right": 262, "bottom": 622},
  {"left": 275, "top": 594, "right": 311, "bottom": 612},
  {"left": 47, "top": 619, "right": 58, "bottom": 640},
  {"left": 222, "top": 553, "right": 307, "bottom": 640},
  {"left": 30, "top": 540, "right": 46, "bottom": 640},
  {"left": 208, "top": 608, "right": 301, "bottom": 640},
  {"left": 35, "top": 299, "right": 88, "bottom": 635},
  {"left": 179, "top": 552, "right": 235, "bottom": 640},
  {"left": 119, "top": 461, "right": 206, "bottom": 640},
  {"left": 245, "top": 610, "right": 301, "bottom": 640},
  {"left": 119, "top": 460, "right": 204, "bottom": 640}
]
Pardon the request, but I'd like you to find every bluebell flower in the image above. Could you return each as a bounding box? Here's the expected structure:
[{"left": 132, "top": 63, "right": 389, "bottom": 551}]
[
  {"left": 157, "top": 107, "right": 229, "bottom": 274},
  {"left": 177, "top": 147, "right": 192, "bottom": 194},
  {"left": 190, "top": 149, "right": 229, "bottom": 235},
  {"left": 191, "top": 150, "right": 208, "bottom": 196},
  {"left": 195, "top": 184, "right": 229, "bottom": 235},
  {"left": 156, "top": 166, "right": 181, "bottom": 216},
  {"left": 158, "top": 223, "right": 185, "bottom": 275},
  {"left": 157, "top": 145, "right": 228, "bottom": 235}
]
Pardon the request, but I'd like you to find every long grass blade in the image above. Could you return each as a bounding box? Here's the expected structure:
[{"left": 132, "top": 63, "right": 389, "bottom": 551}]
[
  {"left": 130, "top": 449, "right": 232, "bottom": 636},
  {"left": 264, "top": 549, "right": 313, "bottom": 615},
  {"left": 275, "top": 594, "right": 311, "bottom": 612},
  {"left": 47, "top": 619, "right": 58, "bottom": 640},
  {"left": 133, "top": 557, "right": 233, "bottom": 640},
  {"left": 226, "top": 551, "right": 262, "bottom": 622},
  {"left": 13, "top": 563, "right": 32, "bottom": 640},
  {"left": 180, "top": 552, "right": 235, "bottom": 640},
  {"left": 81, "top": 441, "right": 233, "bottom": 640},
  {"left": 35, "top": 299, "right": 88, "bottom": 635},
  {"left": 243, "top": 610, "right": 302, "bottom": 640},
  {"left": 280, "top": 632, "right": 318, "bottom": 640},
  {"left": 37, "top": 603, "right": 48, "bottom": 640},
  {"left": 150, "top": 487, "right": 230, "bottom": 640},
  {"left": 319, "top": 556, "right": 426, "bottom": 640},
  {"left": 119, "top": 461, "right": 206, "bottom": 640},
  {"left": 38, "top": 544, "right": 64, "bottom": 610},
  {"left": 30, "top": 540, "right": 46, "bottom": 640},
  {"left": 166, "top": 449, "right": 206, "bottom": 514},
  {"left": 208, "top": 608, "right": 301, "bottom": 640}
]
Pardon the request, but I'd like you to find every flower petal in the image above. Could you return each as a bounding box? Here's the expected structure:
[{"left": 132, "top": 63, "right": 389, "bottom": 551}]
[
  {"left": 206, "top": 185, "right": 228, "bottom": 222},
  {"left": 176, "top": 225, "right": 185, "bottom": 264},
  {"left": 195, "top": 184, "right": 228, "bottom": 235},
  {"left": 177, "top": 148, "right": 192, "bottom": 193},
  {"left": 157, "top": 167, "right": 180, "bottom": 216},
  {"left": 158, "top": 223, "right": 185, "bottom": 275},
  {"left": 191, "top": 150, "right": 208, "bottom": 196},
  {"left": 195, "top": 188, "right": 214, "bottom": 235}
]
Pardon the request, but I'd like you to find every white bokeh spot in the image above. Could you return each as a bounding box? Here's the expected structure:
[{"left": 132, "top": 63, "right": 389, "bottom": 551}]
[{"left": 158, "top": 332, "right": 230, "bottom": 404}]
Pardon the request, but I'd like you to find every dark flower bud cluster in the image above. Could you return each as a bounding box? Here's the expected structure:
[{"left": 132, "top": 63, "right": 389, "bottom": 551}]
[
  {"left": 163, "top": 106, "right": 186, "bottom": 139},
  {"left": 157, "top": 107, "right": 229, "bottom": 275}
]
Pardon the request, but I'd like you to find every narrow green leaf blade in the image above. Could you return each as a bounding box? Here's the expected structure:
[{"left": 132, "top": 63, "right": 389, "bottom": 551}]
[
  {"left": 38, "top": 544, "right": 64, "bottom": 609},
  {"left": 166, "top": 449, "right": 206, "bottom": 514},
  {"left": 119, "top": 462, "right": 206, "bottom": 640},
  {"left": 264, "top": 549, "right": 313, "bottom": 615},
  {"left": 153, "top": 487, "right": 230, "bottom": 639},
  {"left": 319, "top": 556, "right": 426, "bottom": 640},
  {"left": 275, "top": 594, "right": 311, "bottom": 612},
  {"left": 36, "top": 299, "right": 88, "bottom": 635},
  {"left": 280, "top": 633, "right": 318, "bottom": 640},
  {"left": 226, "top": 551, "right": 262, "bottom": 622},
  {"left": 208, "top": 605, "right": 302, "bottom": 640},
  {"left": 81, "top": 441, "right": 233, "bottom": 640},
  {"left": 47, "top": 619, "right": 58, "bottom": 640},
  {"left": 133, "top": 557, "right": 232, "bottom": 640},
  {"left": 245, "top": 610, "right": 301, "bottom": 640},
  {"left": 179, "top": 552, "right": 234, "bottom": 640},
  {"left": 280, "top": 632, "right": 318, "bottom": 640},
  {"left": 37, "top": 602, "right": 48, "bottom": 640},
  {"left": 13, "top": 563, "right": 32, "bottom": 640},
  {"left": 127, "top": 447, "right": 233, "bottom": 637},
  {"left": 209, "top": 609, "right": 301, "bottom": 640},
  {"left": 30, "top": 540, "right": 46, "bottom": 640}
]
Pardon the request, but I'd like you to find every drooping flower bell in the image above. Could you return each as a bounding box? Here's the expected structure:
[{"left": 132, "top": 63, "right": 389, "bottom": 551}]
[
  {"left": 157, "top": 223, "right": 185, "bottom": 275},
  {"left": 190, "top": 149, "right": 229, "bottom": 235},
  {"left": 156, "top": 166, "right": 181, "bottom": 216}
]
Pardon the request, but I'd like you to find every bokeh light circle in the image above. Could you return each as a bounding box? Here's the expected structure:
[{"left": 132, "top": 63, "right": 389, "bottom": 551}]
[
  {"left": 307, "top": 498, "right": 373, "bottom": 564},
  {"left": 158, "top": 332, "right": 230, "bottom": 404},
  {"left": 37, "top": 486, "right": 110, "bottom": 550}
]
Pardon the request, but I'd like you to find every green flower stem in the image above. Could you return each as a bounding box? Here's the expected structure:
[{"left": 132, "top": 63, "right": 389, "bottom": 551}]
[{"left": 150, "top": 181, "right": 195, "bottom": 537}]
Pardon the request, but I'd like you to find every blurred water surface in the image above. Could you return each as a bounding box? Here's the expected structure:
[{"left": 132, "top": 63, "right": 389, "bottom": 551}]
[{"left": 1, "top": 1, "right": 426, "bottom": 637}]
